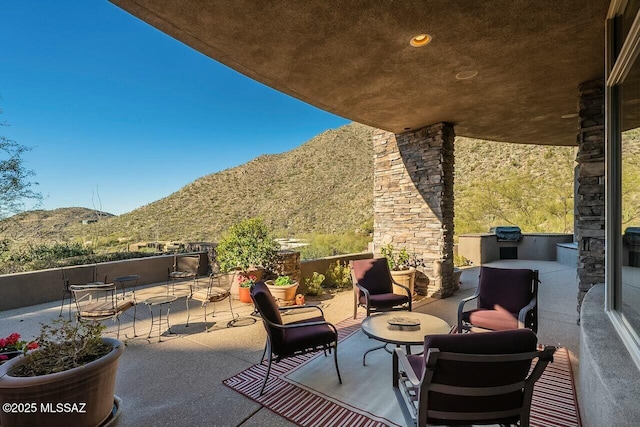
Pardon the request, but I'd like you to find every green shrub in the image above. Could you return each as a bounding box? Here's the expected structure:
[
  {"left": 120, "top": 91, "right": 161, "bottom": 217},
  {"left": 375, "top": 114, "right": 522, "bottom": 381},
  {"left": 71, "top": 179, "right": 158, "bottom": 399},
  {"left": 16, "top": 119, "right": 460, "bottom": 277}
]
[
  {"left": 216, "top": 218, "right": 279, "bottom": 273},
  {"left": 302, "top": 272, "right": 325, "bottom": 296},
  {"left": 325, "top": 260, "right": 352, "bottom": 289},
  {"left": 298, "top": 232, "right": 370, "bottom": 260},
  {"left": 380, "top": 244, "right": 410, "bottom": 271},
  {"left": 454, "top": 253, "right": 472, "bottom": 267}
]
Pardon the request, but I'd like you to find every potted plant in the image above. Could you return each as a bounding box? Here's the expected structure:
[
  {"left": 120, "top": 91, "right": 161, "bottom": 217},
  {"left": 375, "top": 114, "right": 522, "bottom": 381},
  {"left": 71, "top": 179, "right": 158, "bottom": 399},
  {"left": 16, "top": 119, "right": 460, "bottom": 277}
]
[
  {"left": 265, "top": 275, "right": 299, "bottom": 306},
  {"left": 238, "top": 274, "right": 258, "bottom": 303},
  {"left": 215, "top": 218, "right": 279, "bottom": 299},
  {"left": 0, "top": 333, "right": 38, "bottom": 364},
  {"left": 0, "top": 319, "right": 124, "bottom": 427},
  {"left": 380, "top": 244, "right": 424, "bottom": 295}
]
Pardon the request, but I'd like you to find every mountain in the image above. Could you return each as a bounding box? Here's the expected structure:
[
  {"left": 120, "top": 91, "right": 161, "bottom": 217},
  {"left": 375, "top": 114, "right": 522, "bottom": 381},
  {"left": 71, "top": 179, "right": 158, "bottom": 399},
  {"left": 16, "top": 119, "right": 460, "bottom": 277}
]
[
  {"left": 67, "top": 122, "right": 376, "bottom": 243},
  {"left": 0, "top": 208, "right": 113, "bottom": 242},
  {"left": 3, "top": 122, "right": 594, "bottom": 247}
]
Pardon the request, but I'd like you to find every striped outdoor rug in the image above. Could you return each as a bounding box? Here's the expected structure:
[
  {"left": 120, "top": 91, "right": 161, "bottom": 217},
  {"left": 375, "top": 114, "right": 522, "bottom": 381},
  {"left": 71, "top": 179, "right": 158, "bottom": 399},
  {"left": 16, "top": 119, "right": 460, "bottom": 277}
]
[{"left": 223, "top": 316, "right": 581, "bottom": 427}]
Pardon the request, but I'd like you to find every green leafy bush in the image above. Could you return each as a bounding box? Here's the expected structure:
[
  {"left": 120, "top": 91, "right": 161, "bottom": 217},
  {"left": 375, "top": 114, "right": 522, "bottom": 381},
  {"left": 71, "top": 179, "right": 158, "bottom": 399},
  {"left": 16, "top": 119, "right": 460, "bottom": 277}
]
[
  {"left": 216, "top": 218, "right": 279, "bottom": 273},
  {"left": 325, "top": 260, "right": 352, "bottom": 289},
  {"left": 380, "top": 244, "right": 424, "bottom": 271},
  {"left": 380, "top": 244, "right": 409, "bottom": 271},
  {"left": 302, "top": 272, "right": 325, "bottom": 296}
]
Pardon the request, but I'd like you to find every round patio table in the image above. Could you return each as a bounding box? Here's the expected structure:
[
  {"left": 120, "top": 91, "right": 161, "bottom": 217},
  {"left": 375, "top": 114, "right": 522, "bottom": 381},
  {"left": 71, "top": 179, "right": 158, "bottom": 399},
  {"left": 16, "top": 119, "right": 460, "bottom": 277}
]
[
  {"left": 114, "top": 275, "right": 140, "bottom": 302},
  {"left": 360, "top": 312, "right": 451, "bottom": 365},
  {"left": 144, "top": 295, "right": 177, "bottom": 342}
]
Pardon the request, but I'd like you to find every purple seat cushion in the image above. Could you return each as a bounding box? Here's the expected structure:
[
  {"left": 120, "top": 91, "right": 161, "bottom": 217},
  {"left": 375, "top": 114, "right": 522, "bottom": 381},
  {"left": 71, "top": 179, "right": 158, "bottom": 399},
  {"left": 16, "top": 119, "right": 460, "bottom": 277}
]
[
  {"left": 421, "top": 329, "right": 537, "bottom": 424},
  {"left": 359, "top": 292, "right": 409, "bottom": 308},
  {"left": 351, "top": 258, "right": 393, "bottom": 295},
  {"left": 282, "top": 317, "right": 336, "bottom": 356},
  {"left": 465, "top": 305, "right": 519, "bottom": 331},
  {"left": 477, "top": 266, "right": 534, "bottom": 313}
]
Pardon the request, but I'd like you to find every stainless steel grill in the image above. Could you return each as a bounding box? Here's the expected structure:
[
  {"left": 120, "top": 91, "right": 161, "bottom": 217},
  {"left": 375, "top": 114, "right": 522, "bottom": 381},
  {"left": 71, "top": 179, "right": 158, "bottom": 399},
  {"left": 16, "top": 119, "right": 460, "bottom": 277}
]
[{"left": 490, "top": 226, "right": 522, "bottom": 242}]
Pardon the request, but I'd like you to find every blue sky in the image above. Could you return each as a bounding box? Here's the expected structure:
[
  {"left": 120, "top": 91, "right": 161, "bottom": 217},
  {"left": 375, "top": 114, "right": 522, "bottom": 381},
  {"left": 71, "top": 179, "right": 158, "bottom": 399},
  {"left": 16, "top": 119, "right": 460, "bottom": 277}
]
[{"left": 0, "top": 2, "right": 349, "bottom": 215}]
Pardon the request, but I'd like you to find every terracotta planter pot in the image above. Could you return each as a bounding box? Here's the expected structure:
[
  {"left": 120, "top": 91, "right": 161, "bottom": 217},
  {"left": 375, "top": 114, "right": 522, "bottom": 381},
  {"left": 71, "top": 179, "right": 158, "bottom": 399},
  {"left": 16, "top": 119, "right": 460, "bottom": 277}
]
[
  {"left": 0, "top": 337, "right": 124, "bottom": 427},
  {"left": 230, "top": 268, "right": 265, "bottom": 299},
  {"left": 265, "top": 281, "right": 299, "bottom": 306},
  {"left": 238, "top": 286, "right": 253, "bottom": 303},
  {"left": 390, "top": 268, "right": 416, "bottom": 296}
]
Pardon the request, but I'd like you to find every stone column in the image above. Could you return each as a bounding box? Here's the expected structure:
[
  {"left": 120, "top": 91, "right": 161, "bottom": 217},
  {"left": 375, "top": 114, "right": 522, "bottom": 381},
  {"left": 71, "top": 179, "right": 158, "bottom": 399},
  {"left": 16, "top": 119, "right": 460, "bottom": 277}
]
[
  {"left": 373, "top": 123, "right": 455, "bottom": 298},
  {"left": 575, "top": 79, "right": 605, "bottom": 318}
]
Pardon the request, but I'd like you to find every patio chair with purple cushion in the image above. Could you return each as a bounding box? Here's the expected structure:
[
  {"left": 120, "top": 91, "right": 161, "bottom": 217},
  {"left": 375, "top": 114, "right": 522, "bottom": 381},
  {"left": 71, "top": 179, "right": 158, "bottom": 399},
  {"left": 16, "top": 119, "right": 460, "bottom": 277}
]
[
  {"left": 350, "top": 258, "right": 412, "bottom": 319},
  {"left": 457, "top": 266, "right": 539, "bottom": 333},
  {"left": 393, "top": 329, "right": 555, "bottom": 427},
  {"left": 250, "top": 281, "right": 342, "bottom": 395}
]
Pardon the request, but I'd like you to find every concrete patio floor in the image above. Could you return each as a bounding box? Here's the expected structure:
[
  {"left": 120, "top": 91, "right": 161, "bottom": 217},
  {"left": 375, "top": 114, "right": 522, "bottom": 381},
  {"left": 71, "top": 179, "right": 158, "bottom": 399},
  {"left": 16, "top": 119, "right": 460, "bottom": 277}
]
[{"left": 0, "top": 260, "right": 580, "bottom": 426}]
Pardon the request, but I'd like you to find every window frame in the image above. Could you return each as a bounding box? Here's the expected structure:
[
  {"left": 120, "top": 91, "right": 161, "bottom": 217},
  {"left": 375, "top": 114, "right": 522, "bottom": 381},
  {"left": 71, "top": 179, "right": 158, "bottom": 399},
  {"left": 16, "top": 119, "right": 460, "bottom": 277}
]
[{"left": 606, "top": 0, "right": 640, "bottom": 370}]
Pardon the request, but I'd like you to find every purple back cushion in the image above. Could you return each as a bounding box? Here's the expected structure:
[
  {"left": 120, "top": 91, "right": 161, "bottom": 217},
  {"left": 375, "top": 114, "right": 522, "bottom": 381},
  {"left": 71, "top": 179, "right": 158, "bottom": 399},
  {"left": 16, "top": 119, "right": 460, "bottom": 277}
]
[
  {"left": 477, "top": 267, "right": 534, "bottom": 313},
  {"left": 251, "top": 282, "right": 285, "bottom": 349},
  {"left": 351, "top": 258, "right": 392, "bottom": 295},
  {"left": 423, "top": 329, "right": 537, "bottom": 418}
]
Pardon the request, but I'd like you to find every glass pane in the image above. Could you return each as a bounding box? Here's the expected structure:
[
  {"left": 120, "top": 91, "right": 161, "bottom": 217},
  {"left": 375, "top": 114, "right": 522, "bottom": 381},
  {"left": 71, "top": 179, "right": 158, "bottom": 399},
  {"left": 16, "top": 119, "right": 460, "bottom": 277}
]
[
  {"left": 622, "top": 0, "right": 640, "bottom": 45},
  {"left": 620, "top": 51, "right": 640, "bottom": 333}
]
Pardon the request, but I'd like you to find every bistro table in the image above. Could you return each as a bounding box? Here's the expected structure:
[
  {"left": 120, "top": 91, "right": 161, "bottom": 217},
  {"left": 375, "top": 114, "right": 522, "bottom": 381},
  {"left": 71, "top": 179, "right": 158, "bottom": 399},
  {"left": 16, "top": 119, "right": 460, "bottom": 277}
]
[
  {"left": 114, "top": 275, "right": 140, "bottom": 302},
  {"left": 360, "top": 312, "right": 451, "bottom": 366},
  {"left": 144, "top": 295, "right": 177, "bottom": 342}
]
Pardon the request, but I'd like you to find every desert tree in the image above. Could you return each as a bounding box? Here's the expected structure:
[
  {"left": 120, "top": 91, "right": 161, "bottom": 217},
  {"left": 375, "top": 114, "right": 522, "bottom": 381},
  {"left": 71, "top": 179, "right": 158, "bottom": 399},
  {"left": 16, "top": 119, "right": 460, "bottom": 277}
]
[{"left": 0, "top": 106, "right": 41, "bottom": 219}]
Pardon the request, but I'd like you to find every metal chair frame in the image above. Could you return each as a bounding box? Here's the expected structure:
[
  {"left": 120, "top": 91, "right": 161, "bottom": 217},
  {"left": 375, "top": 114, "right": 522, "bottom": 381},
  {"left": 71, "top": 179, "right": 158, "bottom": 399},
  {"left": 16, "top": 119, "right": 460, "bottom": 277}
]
[
  {"left": 70, "top": 283, "right": 137, "bottom": 340},
  {"left": 393, "top": 344, "right": 556, "bottom": 427},
  {"left": 185, "top": 273, "right": 238, "bottom": 331}
]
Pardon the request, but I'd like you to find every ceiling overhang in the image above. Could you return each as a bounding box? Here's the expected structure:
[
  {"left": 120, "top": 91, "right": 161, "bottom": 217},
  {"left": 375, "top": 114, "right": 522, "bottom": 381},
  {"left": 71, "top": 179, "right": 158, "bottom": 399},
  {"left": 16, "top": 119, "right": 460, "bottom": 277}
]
[{"left": 109, "top": 0, "right": 609, "bottom": 146}]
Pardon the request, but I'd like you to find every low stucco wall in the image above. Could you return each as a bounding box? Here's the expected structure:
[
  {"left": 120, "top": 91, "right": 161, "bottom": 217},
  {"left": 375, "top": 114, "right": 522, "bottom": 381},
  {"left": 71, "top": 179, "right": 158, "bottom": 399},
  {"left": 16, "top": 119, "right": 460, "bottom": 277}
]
[
  {"left": 579, "top": 284, "right": 640, "bottom": 426},
  {"left": 458, "top": 233, "right": 573, "bottom": 265},
  {"left": 0, "top": 252, "right": 208, "bottom": 311},
  {"left": 0, "top": 252, "right": 374, "bottom": 311}
]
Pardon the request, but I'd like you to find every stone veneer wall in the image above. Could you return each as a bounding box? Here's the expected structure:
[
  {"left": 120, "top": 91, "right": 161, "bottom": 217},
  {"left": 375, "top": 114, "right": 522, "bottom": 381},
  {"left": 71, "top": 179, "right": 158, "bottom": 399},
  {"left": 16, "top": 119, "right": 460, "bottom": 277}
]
[
  {"left": 273, "top": 250, "right": 301, "bottom": 285},
  {"left": 373, "top": 123, "right": 456, "bottom": 297},
  {"left": 575, "top": 79, "right": 605, "bottom": 318}
]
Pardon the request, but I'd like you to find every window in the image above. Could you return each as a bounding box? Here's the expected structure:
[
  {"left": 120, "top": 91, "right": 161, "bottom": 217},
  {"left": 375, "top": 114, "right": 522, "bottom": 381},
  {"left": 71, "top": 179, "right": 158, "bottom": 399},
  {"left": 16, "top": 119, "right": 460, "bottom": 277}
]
[{"left": 607, "top": 1, "right": 640, "bottom": 365}]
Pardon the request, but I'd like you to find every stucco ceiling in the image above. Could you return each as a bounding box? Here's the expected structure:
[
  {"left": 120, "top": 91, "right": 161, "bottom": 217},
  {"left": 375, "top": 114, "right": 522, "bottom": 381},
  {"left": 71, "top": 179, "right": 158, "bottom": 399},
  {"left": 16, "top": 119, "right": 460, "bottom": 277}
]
[{"left": 109, "top": 0, "right": 609, "bottom": 146}]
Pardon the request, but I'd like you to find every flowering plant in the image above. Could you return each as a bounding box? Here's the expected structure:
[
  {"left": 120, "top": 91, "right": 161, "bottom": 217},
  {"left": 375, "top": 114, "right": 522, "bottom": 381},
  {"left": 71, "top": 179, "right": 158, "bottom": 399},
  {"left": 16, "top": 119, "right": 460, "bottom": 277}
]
[
  {"left": 238, "top": 274, "right": 258, "bottom": 288},
  {"left": 0, "top": 332, "right": 38, "bottom": 361},
  {"left": 380, "top": 244, "right": 425, "bottom": 271}
]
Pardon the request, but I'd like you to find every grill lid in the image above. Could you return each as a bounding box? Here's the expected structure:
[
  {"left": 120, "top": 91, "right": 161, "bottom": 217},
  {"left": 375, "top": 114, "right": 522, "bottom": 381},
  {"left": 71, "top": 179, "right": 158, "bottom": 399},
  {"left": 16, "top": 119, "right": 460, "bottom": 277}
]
[
  {"left": 490, "top": 226, "right": 522, "bottom": 242},
  {"left": 624, "top": 227, "right": 640, "bottom": 245}
]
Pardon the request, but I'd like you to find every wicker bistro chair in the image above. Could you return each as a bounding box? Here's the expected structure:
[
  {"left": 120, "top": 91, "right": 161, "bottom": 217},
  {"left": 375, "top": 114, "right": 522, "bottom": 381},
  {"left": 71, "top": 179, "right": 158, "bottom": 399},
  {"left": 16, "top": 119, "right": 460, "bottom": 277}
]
[
  {"left": 167, "top": 254, "right": 200, "bottom": 295},
  {"left": 185, "top": 272, "right": 238, "bottom": 331},
  {"left": 457, "top": 266, "right": 539, "bottom": 334},
  {"left": 350, "top": 258, "right": 412, "bottom": 319},
  {"left": 70, "top": 283, "right": 137, "bottom": 340},
  {"left": 251, "top": 281, "right": 342, "bottom": 395},
  {"left": 393, "top": 329, "right": 556, "bottom": 427}
]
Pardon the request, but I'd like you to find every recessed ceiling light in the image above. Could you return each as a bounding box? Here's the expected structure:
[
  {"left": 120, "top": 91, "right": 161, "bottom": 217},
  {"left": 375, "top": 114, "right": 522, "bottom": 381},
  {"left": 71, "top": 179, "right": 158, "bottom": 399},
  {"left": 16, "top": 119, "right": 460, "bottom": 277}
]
[
  {"left": 455, "top": 70, "right": 478, "bottom": 80},
  {"left": 561, "top": 113, "right": 578, "bottom": 119},
  {"left": 410, "top": 34, "right": 432, "bottom": 47}
]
